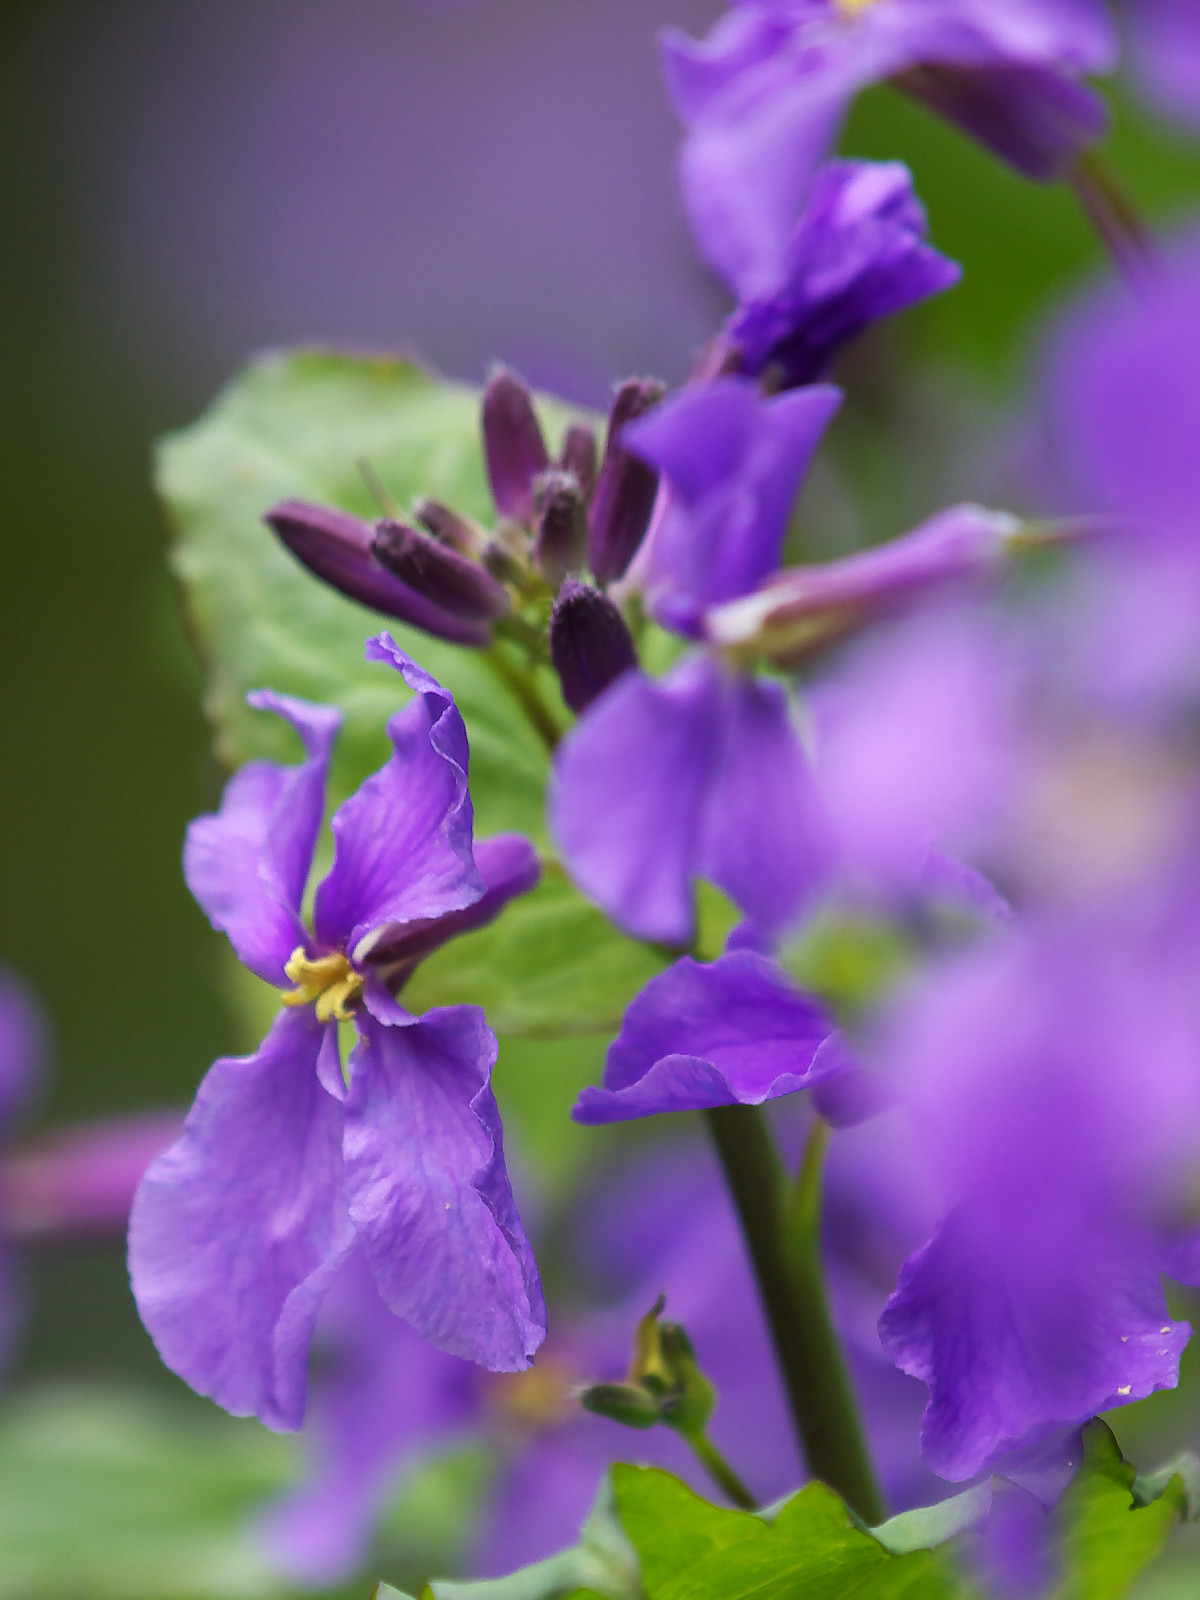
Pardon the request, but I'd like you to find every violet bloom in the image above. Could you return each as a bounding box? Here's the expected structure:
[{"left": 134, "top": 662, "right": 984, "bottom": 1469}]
[
  {"left": 662, "top": 0, "right": 1116, "bottom": 296},
  {"left": 1125, "top": 0, "right": 1200, "bottom": 131},
  {"left": 129, "top": 635, "right": 545, "bottom": 1432},
  {"left": 875, "top": 920, "right": 1200, "bottom": 1481},
  {"left": 552, "top": 379, "right": 837, "bottom": 946},
  {"left": 722, "top": 159, "right": 961, "bottom": 385}
]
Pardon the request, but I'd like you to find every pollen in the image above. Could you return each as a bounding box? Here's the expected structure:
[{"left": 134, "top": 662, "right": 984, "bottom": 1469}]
[{"left": 281, "top": 948, "right": 364, "bottom": 1023}]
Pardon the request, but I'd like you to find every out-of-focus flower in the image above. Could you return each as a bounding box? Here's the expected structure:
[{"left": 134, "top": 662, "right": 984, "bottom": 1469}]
[
  {"left": 1124, "top": 0, "right": 1200, "bottom": 132},
  {"left": 720, "top": 159, "right": 960, "bottom": 382},
  {"left": 0, "top": 970, "right": 45, "bottom": 1366},
  {"left": 661, "top": 0, "right": 1116, "bottom": 297},
  {"left": 129, "top": 637, "right": 544, "bottom": 1433},
  {"left": 875, "top": 919, "right": 1200, "bottom": 1480}
]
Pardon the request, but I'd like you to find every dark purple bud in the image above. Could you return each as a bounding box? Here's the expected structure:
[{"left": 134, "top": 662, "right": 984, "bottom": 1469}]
[
  {"left": 372, "top": 518, "right": 511, "bottom": 624},
  {"left": 412, "top": 495, "right": 487, "bottom": 556},
  {"left": 587, "top": 378, "right": 666, "bottom": 585},
  {"left": 559, "top": 423, "right": 598, "bottom": 503},
  {"left": 265, "top": 499, "right": 494, "bottom": 647},
  {"left": 549, "top": 578, "right": 638, "bottom": 714},
  {"left": 482, "top": 368, "right": 550, "bottom": 524},
  {"left": 533, "top": 470, "right": 587, "bottom": 587}
]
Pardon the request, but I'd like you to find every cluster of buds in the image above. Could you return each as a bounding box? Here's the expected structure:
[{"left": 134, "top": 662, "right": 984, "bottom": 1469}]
[
  {"left": 266, "top": 368, "right": 664, "bottom": 715},
  {"left": 579, "top": 1295, "right": 715, "bottom": 1439}
]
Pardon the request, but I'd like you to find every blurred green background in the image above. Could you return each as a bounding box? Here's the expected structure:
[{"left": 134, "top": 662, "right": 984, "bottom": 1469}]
[{"left": 3, "top": 1, "right": 1200, "bottom": 1594}]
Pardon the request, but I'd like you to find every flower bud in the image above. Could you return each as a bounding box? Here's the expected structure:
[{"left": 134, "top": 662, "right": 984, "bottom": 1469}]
[
  {"left": 482, "top": 368, "right": 550, "bottom": 525},
  {"left": 265, "top": 499, "right": 495, "bottom": 647},
  {"left": 372, "top": 518, "right": 511, "bottom": 624},
  {"left": 549, "top": 579, "right": 638, "bottom": 714},
  {"left": 533, "top": 469, "right": 587, "bottom": 587},
  {"left": 412, "top": 496, "right": 487, "bottom": 556},
  {"left": 578, "top": 1382, "right": 663, "bottom": 1430},
  {"left": 587, "top": 378, "right": 666, "bottom": 585},
  {"left": 559, "top": 423, "right": 598, "bottom": 503}
]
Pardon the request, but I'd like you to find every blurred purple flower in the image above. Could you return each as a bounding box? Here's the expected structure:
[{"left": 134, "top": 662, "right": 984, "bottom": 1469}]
[
  {"left": 0, "top": 970, "right": 45, "bottom": 1368},
  {"left": 721, "top": 159, "right": 961, "bottom": 383},
  {"left": 129, "top": 635, "right": 544, "bottom": 1432},
  {"left": 876, "top": 921, "right": 1200, "bottom": 1480},
  {"left": 1125, "top": 0, "right": 1200, "bottom": 131},
  {"left": 661, "top": 0, "right": 1116, "bottom": 297}
]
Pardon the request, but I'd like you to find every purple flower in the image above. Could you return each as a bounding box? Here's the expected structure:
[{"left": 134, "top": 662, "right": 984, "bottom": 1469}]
[
  {"left": 572, "top": 949, "right": 849, "bottom": 1124},
  {"left": 128, "top": 635, "right": 545, "bottom": 1431},
  {"left": 624, "top": 375, "right": 841, "bottom": 635},
  {"left": 875, "top": 921, "right": 1200, "bottom": 1480},
  {"left": 722, "top": 159, "right": 961, "bottom": 384},
  {"left": 662, "top": 0, "right": 1115, "bottom": 296},
  {"left": 1125, "top": 0, "right": 1200, "bottom": 131},
  {"left": 551, "top": 652, "right": 827, "bottom": 945}
]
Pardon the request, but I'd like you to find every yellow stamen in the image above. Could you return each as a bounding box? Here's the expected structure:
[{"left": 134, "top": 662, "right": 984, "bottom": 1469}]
[{"left": 280, "top": 947, "right": 364, "bottom": 1023}]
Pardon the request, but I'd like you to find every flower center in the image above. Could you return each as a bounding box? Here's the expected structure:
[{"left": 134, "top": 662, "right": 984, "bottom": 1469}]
[
  {"left": 835, "top": 0, "right": 882, "bottom": 15},
  {"left": 280, "top": 948, "right": 364, "bottom": 1023}
]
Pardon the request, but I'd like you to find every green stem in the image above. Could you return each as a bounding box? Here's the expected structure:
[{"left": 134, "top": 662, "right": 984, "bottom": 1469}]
[
  {"left": 1070, "top": 152, "right": 1158, "bottom": 289},
  {"left": 485, "top": 644, "right": 561, "bottom": 752},
  {"left": 703, "top": 1105, "right": 884, "bottom": 1525},
  {"left": 684, "top": 1429, "right": 758, "bottom": 1511}
]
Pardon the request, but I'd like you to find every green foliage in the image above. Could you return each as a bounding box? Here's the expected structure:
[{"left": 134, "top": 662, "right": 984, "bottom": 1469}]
[
  {"left": 871, "top": 1484, "right": 992, "bottom": 1557},
  {"left": 1054, "top": 1421, "right": 1186, "bottom": 1600},
  {"left": 157, "top": 347, "right": 589, "bottom": 836},
  {"left": 612, "top": 1465, "right": 967, "bottom": 1600},
  {"left": 0, "top": 1385, "right": 292, "bottom": 1599}
]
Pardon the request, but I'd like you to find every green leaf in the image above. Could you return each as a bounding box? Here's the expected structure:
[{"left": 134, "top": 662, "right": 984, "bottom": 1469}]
[
  {"left": 427, "top": 1476, "right": 642, "bottom": 1600},
  {"left": 157, "top": 347, "right": 593, "bottom": 839},
  {"left": 402, "top": 864, "right": 667, "bottom": 1038},
  {"left": 1055, "top": 1420, "right": 1186, "bottom": 1600},
  {"left": 0, "top": 1383, "right": 293, "bottom": 1599},
  {"left": 871, "top": 1483, "right": 993, "bottom": 1557},
  {"left": 612, "top": 1465, "right": 966, "bottom": 1600}
]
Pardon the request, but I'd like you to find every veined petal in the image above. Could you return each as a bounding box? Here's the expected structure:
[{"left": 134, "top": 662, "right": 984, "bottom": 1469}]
[
  {"left": 573, "top": 951, "right": 844, "bottom": 1124},
  {"left": 184, "top": 693, "right": 340, "bottom": 986},
  {"left": 314, "top": 636, "right": 483, "bottom": 958},
  {"left": 880, "top": 1204, "right": 1190, "bottom": 1481},
  {"left": 342, "top": 1008, "right": 544, "bottom": 1372},
  {"left": 697, "top": 671, "right": 828, "bottom": 938},
  {"left": 551, "top": 656, "right": 720, "bottom": 946},
  {"left": 128, "top": 1008, "right": 354, "bottom": 1430}
]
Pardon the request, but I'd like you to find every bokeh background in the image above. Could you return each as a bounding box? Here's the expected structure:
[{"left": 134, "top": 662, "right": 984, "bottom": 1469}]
[{"left": 3, "top": 1, "right": 1200, "bottom": 1595}]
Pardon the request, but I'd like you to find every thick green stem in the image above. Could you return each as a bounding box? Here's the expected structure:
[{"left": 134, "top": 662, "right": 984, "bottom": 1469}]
[
  {"left": 685, "top": 1429, "right": 758, "bottom": 1511},
  {"left": 703, "top": 1105, "right": 884, "bottom": 1525}
]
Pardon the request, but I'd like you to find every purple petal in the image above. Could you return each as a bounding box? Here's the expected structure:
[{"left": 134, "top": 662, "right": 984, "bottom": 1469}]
[
  {"left": 128, "top": 1008, "right": 354, "bottom": 1430},
  {"left": 697, "top": 671, "right": 828, "bottom": 938},
  {"left": 551, "top": 656, "right": 720, "bottom": 946},
  {"left": 880, "top": 1204, "right": 1189, "bottom": 1481},
  {"left": 627, "top": 377, "right": 841, "bottom": 616},
  {"left": 1129, "top": 0, "right": 1200, "bottom": 130},
  {"left": 257, "top": 1249, "right": 475, "bottom": 1586},
  {"left": 0, "top": 1111, "right": 181, "bottom": 1240},
  {"left": 184, "top": 693, "right": 340, "bottom": 986},
  {"left": 0, "top": 968, "right": 45, "bottom": 1134},
  {"left": 574, "top": 950, "right": 844, "bottom": 1125},
  {"left": 342, "top": 1008, "right": 545, "bottom": 1371},
  {"left": 314, "top": 636, "right": 483, "bottom": 958}
]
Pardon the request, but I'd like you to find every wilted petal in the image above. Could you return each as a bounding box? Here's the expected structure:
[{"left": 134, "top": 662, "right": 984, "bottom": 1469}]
[
  {"left": 574, "top": 950, "right": 844, "bottom": 1124},
  {"left": 698, "top": 672, "right": 828, "bottom": 938},
  {"left": 315, "top": 637, "right": 482, "bottom": 958},
  {"left": 184, "top": 693, "right": 340, "bottom": 985},
  {"left": 342, "top": 1008, "right": 544, "bottom": 1371},
  {"left": 551, "top": 656, "right": 719, "bottom": 946},
  {"left": 128, "top": 1008, "right": 354, "bottom": 1430},
  {"left": 880, "top": 1204, "right": 1189, "bottom": 1481}
]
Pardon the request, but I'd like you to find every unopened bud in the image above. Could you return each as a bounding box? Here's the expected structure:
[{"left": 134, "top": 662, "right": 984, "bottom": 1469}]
[
  {"left": 412, "top": 496, "right": 487, "bottom": 556},
  {"left": 705, "top": 505, "right": 1016, "bottom": 667},
  {"left": 265, "top": 499, "right": 494, "bottom": 647},
  {"left": 372, "top": 518, "right": 511, "bottom": 624},
  {"left": 588, "top": 378, "right": 665, "bottom": 584},
  {"left": 482, "top": 368, "right": 550, "bottom": 525},
  {"left": 579, "top": 1382, "right": 663, "bottom": 1430},
  {"left": 533, "top": 470, "right": 587, "bottom": 586},
  {"left": 549, "top": 579, "right": 638, "bottom": 714},
  {"left": 582, "top": 1297, "right": 716, "bottom": 1438},
  {"left": 559, "top": 423, "right": 598, "bottom": 503}
]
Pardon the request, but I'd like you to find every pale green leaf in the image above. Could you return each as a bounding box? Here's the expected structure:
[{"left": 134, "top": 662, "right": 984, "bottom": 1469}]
[{"left": 1055, "top": 1421, "right": 1185, "bottom": 1600}]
